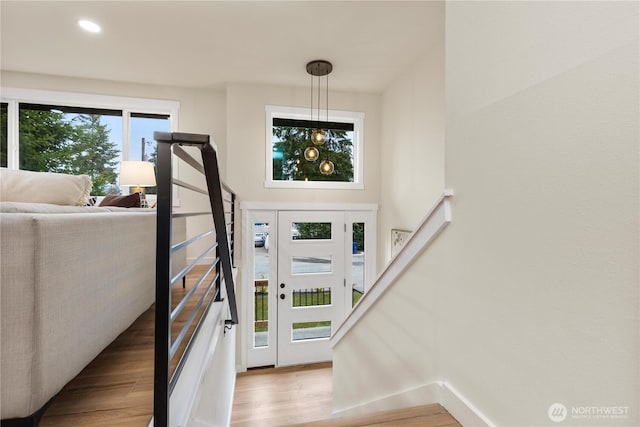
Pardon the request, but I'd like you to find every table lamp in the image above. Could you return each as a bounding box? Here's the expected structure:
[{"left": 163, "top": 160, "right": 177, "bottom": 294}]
[{"left": 119, "top": 161, "right": 156, "bottom": 207}]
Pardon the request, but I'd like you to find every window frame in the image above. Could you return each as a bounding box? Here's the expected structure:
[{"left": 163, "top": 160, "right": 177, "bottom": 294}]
[
  {"left": 1, "top": 87, "right": 180, "bottom": 202},
  {"left": 265, "top": 105, "right": 364, "bottom": 190},
  {"left": 1, "top": 87, "right": 179, "bottom": 169}
]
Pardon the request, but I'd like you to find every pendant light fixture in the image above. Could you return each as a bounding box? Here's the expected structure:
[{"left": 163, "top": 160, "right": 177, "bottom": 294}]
[
  {"left": 306, "top": 59, "right": 334, "bottom": 174},
  {"left": 319, "top": 159, "right": 335, "bottom": 175},
  {"left": 307, "top": 60, "right": 332, "bottom": 146},
  {"left": 304, "top": 146, "right": 319, "bottom": 161}
]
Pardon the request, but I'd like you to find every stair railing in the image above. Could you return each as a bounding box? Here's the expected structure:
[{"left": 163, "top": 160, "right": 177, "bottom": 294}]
[{"left": 153, "top": 132, "right": 238, "bottom": 426}]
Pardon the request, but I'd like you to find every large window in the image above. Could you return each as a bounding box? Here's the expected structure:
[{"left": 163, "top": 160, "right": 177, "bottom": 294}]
[
  {"left": 128, "top": 113, "right": 171, "bottom": 194},
  {"left": 1, "top": 88, "right": 177, "bottom": 196},
  {"left": 18, "top": 103, "right": 123, "bottom": 195},
  {"left": 265, "top": 105, "right": 364, "bottom": 190}
]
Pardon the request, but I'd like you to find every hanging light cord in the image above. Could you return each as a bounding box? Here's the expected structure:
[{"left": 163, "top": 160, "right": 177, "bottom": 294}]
[
  {"left": 310, "top": 73, "right": 313, "bottom": 123},
  {"left": 326, "top": 71, "right": 329, "bottom": 123},
  {"left": 317, "top": 74, "right": 321, "bottom": 122}
]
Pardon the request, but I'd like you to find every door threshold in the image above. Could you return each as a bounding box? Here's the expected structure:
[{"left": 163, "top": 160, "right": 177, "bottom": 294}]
[{"left": 239, "top": 362, "right": 332, "bottom": 376}]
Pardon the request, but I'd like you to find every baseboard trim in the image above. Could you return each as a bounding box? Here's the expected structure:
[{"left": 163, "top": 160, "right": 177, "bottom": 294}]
[
  {"left": 334, "top": 381, "right": 494, "bottom": 427},
  {"left": 438, "top": 382, "right": 495, "bottom": 427},
  {"left": 334, "top": 383, "right": 440, "bottom": 418}
]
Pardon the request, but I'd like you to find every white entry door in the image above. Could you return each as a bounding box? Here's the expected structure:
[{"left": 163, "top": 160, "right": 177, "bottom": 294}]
[{"left": 276, "top": 211, "right": 345, "bottom": 366}]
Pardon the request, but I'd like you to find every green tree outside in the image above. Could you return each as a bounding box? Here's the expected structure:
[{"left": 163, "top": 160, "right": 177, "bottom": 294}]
[
  {"left": 1, "top": 103, "right": 8, "bottom": 167},
  {"left": 272, "top": 127, "right": 354, "bottom": 182},
  {"left": 353, "top": 222, "right": 364, "bottom": 251},
  {"left": 295, "top": 221, "right": 364, "bottom": 251},
  {"left": 296, "top": 222, "right": 331, "bottom": 240},
  {"left": 18, "top": 110, "right": 120, "bottom": 195}
]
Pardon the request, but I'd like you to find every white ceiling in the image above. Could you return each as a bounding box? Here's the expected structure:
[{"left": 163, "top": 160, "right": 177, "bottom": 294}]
[{"left": 0, "top": 1, "right": 443, "bottom": 94}]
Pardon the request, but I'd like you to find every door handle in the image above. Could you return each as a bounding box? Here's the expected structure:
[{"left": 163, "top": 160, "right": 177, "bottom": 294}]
[
  {"left": 280, "top": 294, "right": 285, "bottom": 300},
  {"left": 280, "top": 283, "right": 285, "bottom": 288}
]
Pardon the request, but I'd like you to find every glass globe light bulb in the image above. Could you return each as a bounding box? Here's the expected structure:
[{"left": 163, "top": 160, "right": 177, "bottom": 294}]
[
  {"left": 304, "top": 146, "right": 319, "bottom": 161},
  {"left": 319, "top": 159, "right": 334, "bottom": 175},
  {"left": 312, "top": 129, "right": 325, "bottom": 145}
]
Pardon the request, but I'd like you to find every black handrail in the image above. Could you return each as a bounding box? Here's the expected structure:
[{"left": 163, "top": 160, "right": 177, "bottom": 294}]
[{"left": 153, "top": 132, "right": 238, "bottom": 426}]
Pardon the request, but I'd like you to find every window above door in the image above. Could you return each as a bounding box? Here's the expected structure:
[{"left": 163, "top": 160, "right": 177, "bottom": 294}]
[{"left": 265, "top": 105, "right": 364, "bottom": 190}]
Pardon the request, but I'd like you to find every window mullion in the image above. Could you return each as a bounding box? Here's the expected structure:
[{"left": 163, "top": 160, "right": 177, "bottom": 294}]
[
  {"left": 7, "top": 100, "right": 19, "bottom": 169},
  {"left": 122, "top": 109, "right": 131, "bottom": 161}
]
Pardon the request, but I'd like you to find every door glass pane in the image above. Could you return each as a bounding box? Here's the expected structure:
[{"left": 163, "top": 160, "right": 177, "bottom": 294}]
[
  {"left": 352, "top": 222, "right": 365, "bottom": 307},
  {"left": 254, "top": 222, "right": 270, "bottom": 348},
  {"left": 292, "top": 321, "right": 331, "bottom": 341},
  {"left": 292, "top": 222, "right": 331, "bottom": 240},
  {"left": 1, "top": 103, "right": 7, "bottom": 167},
  {"left": 292, "top": 256, "right": 332, "bottom": 274},
  {"left": 292, "top": 287, "right": 331, "bottom": 307}
]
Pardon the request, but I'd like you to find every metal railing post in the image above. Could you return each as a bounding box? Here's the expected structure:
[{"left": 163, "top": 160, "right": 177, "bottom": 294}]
[
  {"left": 153, "top": 139, "right": 172, "bottom": 427},
  {"left": 200, "top": 144, "right": 238, "bottom": 325}
]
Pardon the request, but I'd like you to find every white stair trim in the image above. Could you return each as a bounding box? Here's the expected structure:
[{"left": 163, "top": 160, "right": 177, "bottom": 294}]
[
  {"left": 438, "top": 381, "right": 496, "bottom": 427},
  {"left": 331, "top": 190, "right": 453, "bottom": 346},
  {"left": 333, "top": 383, "right": 440, "bottom": 418},
  {"left": 333, "top": 381, "right": 495, "bottom": 427},
  {"left": 148, "top": 269, "right": 239, "bottom": 427}
]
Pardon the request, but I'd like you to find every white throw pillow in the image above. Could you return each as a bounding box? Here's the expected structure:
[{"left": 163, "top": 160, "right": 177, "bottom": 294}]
[{"left": 0, "top": 168, "right": 93, "bottom": 206}]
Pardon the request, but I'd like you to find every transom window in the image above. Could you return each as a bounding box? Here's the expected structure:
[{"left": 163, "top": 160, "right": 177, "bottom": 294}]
[{"left": 265, "top": 105, "right": 364, "bottom": 190}]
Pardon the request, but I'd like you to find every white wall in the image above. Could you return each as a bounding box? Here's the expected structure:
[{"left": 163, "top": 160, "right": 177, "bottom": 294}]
[
  {"left": 332, "top": 33, "right": 445, "bottom": 412},
  {"left": 225, "top": 82, "right": 381, "bottom": 205},
  {"left": 378, "top": 29, "right": 445, "bottom": 268},
  {"left": 334, "top": 2, "right": 639, "bottom": 426},
  {"left": 442, "top": 2, "right": 638, "bottom": 424}
]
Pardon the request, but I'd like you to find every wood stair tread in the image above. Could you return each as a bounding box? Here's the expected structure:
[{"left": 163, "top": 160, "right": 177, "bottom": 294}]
[{"left": 289, "top": 403, "right": 461, "bottom": 427}]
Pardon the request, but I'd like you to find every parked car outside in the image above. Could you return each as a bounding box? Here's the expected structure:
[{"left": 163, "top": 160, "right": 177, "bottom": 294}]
[{"left": 254, "top": 223, "right": 269, "bottom": 247}]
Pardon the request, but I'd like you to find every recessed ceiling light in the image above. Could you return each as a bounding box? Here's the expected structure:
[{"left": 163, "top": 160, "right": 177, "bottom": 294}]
[{"left": 78, "top": 19, "right": 101, "bottom": 33}]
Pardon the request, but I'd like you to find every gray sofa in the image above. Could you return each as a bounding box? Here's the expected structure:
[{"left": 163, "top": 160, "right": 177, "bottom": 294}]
[{"left": 0, "top": 202, "right": 156, "bottom": 424}]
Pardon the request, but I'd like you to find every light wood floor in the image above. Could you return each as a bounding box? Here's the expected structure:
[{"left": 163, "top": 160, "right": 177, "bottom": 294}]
[
  {"left": 40, "top": 301, "right": 155, "bottom": 426},
  {"left": 230, "top": 364, "right": 461, "bottom": 427},
  {"left": 295, "top": 404, "right": 461, "bottom": 427},
  {"left": 231, "top": 363, "right": 334, "bottom": 427},
  {"left": 39, "top": 265, "right": 459, "bottom": 427},
  {"left": 40, "top": 266, "right": 214, "bottom": 426}
]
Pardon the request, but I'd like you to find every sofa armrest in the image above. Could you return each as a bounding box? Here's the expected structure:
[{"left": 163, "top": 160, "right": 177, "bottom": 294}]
[
  {"left": 1, "top": 214, "right": 37, "bottom": 419},
  {"left": 1, "top": 211, "right": 156, "bottom": 419}
]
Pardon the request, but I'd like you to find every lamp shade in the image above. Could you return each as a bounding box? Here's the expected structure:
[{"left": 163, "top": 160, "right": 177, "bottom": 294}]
[{"left": 119, "top": 161, "right": 156, "bottom": 187}]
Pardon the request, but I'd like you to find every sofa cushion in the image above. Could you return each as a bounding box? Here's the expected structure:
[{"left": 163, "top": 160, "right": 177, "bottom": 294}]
[
  {"left": 0, "top": 168, "right": 92, "bottom": 206},
  {"left": 0, "top": 201, "right": 108, "bottom": 214}
]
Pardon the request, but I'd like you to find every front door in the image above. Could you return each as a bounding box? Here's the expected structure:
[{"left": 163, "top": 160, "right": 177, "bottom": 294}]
[{"left": 276, "top": 211, "right": 345, "bottom": 366}]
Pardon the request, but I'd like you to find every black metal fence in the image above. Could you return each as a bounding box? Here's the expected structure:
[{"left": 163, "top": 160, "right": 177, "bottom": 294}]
[
  {"left": 154, "top": 132, "right": 237, "bottom": 427},
  {"left": 253, "top": 284, "right": 364, "bottom": 324},
  {"left": 292, "top": 287, "right": 332, "bottom": 307},
  {"left": 254, "top": 280, "right": 268, "bottom": 325}
]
